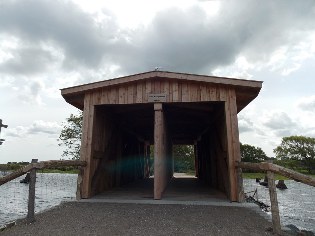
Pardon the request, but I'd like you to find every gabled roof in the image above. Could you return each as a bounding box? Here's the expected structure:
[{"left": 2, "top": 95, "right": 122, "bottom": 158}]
[
  {"left": 61, "top": 71, "right": 263, "bottom": 111},
  {"left": 61, "top": 70, "right": 262, "bottom": 96}
]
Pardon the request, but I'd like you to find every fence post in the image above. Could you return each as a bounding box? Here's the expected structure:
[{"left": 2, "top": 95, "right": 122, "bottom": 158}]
[
  {"left": 267, "top": 170, "right": 282, "bottom": 235},
  {"left": 26, "top": 159, "right": 38, "bottom": 224}
]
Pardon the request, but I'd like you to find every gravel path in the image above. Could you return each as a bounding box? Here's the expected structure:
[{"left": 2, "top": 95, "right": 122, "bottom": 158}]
[{"left": 1, "top": 202, "right": 275, "bottom": 236}]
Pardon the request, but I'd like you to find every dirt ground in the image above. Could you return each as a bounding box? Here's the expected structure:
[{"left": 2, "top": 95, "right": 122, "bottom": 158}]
[{"left": 1, "top": 202, "right": 275, "bottom": 236}]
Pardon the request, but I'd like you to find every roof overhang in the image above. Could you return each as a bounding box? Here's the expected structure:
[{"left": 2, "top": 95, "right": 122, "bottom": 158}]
[{"left": 61, "top": 71, "right": 262, "bottom": 112}]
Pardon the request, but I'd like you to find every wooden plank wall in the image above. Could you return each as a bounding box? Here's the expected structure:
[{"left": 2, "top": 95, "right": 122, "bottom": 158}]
[
  {"left": 80, "top": 78, "right": 242, "bottom": 201},
  {"left": 80, "top": 102, "right": 146, "bottom": 198},
  {"left": 224, "top": 89, "right": 242, "bottom": 202},
  {"left": 90, "top": 109, "right": 122, "bottom": 195},
  {"left": 80, "top": 93, "right": 97, "bottom": 198},
  {"left": 90, "top": 79, "right": 229, "bottom": 105},
  {"left": 196, "top": 106, "right": 230, "bottom": 198}
]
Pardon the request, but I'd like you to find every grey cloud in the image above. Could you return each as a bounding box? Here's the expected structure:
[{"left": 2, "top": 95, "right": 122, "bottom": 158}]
[
  {"left": 238, "top": 115, "right": 254, "bottom": 133},
  {"left": 263, "top": 112, "right": 296, "bottom": 130},
  {"left": 5, "top": 121, "right": 61, "bottom": 138},
  {"left": 297, "top": 96, "right": 315, "bottom": 112},
  {"left": 114, "top": 6, "right": 240, "bottom": 74},
  {"left": 0, "top": 0, "right": 118, "bottom": 69},
  {"left": 111, "top": 0, "right": 315, "bottom": 75},
  {"left": 1, "top": 0, "right": 315, "bottom": 79},
  {"left": 262, "top": 111, "right": 298, "bottom": 137},
  {"left": 16, "top": 80, "right": 44, "bottom": 104},
  {"left": 0, "top": 47, "right": 54, "bottom": 75}
]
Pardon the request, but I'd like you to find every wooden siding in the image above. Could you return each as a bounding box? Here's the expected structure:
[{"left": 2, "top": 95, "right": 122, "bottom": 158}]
[
  {"left": 88, "top": 79, "right": 231, "bottom": 106},
  {"left": 61, "top": 71, "right": 262, "bottom": 96}
]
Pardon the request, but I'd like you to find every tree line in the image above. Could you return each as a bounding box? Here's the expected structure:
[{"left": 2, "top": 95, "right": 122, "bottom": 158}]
[
  {"left": 241, "top": 136, "right": 315, "bottom": 174},
  {"left": 59, "top": 112, "right": 315, "bottom": 174}
]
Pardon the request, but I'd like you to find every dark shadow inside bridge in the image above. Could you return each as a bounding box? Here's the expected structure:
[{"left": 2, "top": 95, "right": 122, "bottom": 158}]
[{"left": 93, "top": 174, "right": 227, "bottom": 202}]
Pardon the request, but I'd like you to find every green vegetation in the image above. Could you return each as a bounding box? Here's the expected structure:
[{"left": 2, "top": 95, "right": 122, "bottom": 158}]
[
  {"left": 242, "top": 172, "right": 288, "bottom": 180},
  {"left": 0, "top": 162, "right": 79, "bottom": 174},
  {"left": 58, "top": 112, "right": 83, "bottom": 160},
  {"left": 39, "top": 169, "right": 79, "bottom": 174},
  {"left": 240, "top": 143, "right": 268, "bottom": 163},
  {"left": 173, "top": 145, "right": 195, "bottom": 173},
  {"left": 274, "top": 136, "right": 315, "bottom": 174}
]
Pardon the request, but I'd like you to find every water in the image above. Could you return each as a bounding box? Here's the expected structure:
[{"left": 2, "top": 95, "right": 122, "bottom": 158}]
[
  {"left": 243, "top": 179, "right": 315, "bottom": 231},
  {"left": 0, "top": 172, "right": 314, "bottom": 231},
  {"left": 0, "top": 172, "right": 77, "bottom": 228}
]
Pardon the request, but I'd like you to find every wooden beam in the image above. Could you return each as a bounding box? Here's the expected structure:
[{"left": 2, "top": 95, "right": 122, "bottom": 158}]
[
  {"left": 154, "top": 103, "right": 166, "bottom": 200},
  {"left": 0, "top": 160, "right": 86, "bottom": 186},
  {"left": 27, "top": 159, "right": 37, "bottom": 224},
  {"left": 267, "top": 171, "right": 282, "bottom": 234},
  {"left": 80, "top": 93, "right": 96, "bottom": 198},
  {"left": 236, "top": 162, "right": 315, "bottom": 187},
  {"left": 224, "top": 88, "right": 240, "bottom": 202}
]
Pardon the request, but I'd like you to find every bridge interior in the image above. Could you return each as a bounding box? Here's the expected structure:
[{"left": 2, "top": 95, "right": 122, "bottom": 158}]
[{"left": 90, "top": 102, "right": 231, "bottom": 200}]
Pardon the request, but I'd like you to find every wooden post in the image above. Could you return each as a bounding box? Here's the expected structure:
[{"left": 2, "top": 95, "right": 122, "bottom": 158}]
[
  {"left": 144, "top": 141, "right": 150, "bottom": 178},
  {"left": 194, "top": 142, "right": 198, "bottom": 177},
  {"left": 27, "top": 159, "right": 38, "bottom": 224},
  {"left": 267, "top": 170, "right": 282, "bottom": 235},
  {"left": 154, "top": 103, "right": 165, "bottom": 200},
  {"left": 224, "top": 88, "right": 241, "bottom": 202},
  {"left": 80, "top": 93, "right": 96, "bottom": 198}
]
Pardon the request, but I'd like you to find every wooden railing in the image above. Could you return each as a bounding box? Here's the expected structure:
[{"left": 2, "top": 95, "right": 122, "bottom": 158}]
[
  {"left": 0, "top": 159, "right": 86, "bottom": 224},
  {"left": 0, "top": 160, "right": 86, "bottom": 186},
  {"left": 236, "top": 161, "right": 315, "bottom": 235}
]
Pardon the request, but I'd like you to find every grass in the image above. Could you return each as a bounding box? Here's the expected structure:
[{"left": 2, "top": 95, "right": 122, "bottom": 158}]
[
  {"left": 39, "top": 169, "right": 79, "bottom": 174},
  {"left": 242, "top": 172, "right": 289, "bottom": 180},
  {"left": 242, "top": 172, "right": 315, "bottom": 180}
]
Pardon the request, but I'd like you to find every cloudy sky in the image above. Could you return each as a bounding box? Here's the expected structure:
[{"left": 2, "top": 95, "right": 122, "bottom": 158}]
[{"left": 0, "top": 0, "right": 315, "bottom": 163}]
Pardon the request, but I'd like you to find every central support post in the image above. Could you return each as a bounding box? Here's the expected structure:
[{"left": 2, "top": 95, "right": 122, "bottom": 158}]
[{"left": 154, "top": 103, "right": 167, "bottom": 200}]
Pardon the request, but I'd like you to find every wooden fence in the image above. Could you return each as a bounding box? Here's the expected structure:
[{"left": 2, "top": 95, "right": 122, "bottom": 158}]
[
  {"left": 1, "top": 159, "right": 314, "bottom": 233},
  {"left": 236, "top": 161, "right": 315, "bottom": 235},
  {"left": 0, "top": 159, "right": 86, "bottom": 224}
]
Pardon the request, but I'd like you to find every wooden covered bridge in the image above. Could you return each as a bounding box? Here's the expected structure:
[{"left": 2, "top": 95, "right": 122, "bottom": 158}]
[{"left": 61, "top": 71, "right": 262, "bottom": 202}]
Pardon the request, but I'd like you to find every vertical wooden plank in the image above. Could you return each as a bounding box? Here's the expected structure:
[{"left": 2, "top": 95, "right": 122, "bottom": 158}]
[
  {"left": 196, "top": 83, "right": 201, "bottom": 102},
  {"left": 80, "top": 93, "right": 96, "bottom": 198},
  {"left": 200, "top": 84, "right": 209, "bottom": 101},
  {"left": 136, "top": 82, "right": 143, "bottom": 103},
  {"left": 172, "top": 81, "right": 179, "bottom": 102},
  {"left": 178, "top": 82, "right": 182, "bottom": 101},
  {"left": 267, "top": 171, "right": 282, "bottom": 234},
  {"left": 142, "top": 81, "right": 147, "bottom": 103},
  {"left": 109, "top": 87, "right": 118, "bottom": 104},
  {"left": 99, "top": 88, "right": 107, "bottom": 104},
  {"left": 153, "top": 80, "right": 160, "bottom": 93},
  {"left": 209, "top": 85, "right": 217, "bottom": 101},
  {"left": 118, "top": 86, "right": 127, "bottom": 104},
  {"left": 189, "top": 83, "right": 199, "bottom": 102},
  {"left": 194, "top": 143, "right": 198, "bottom": 177},
  {"left": 224, "top": 88, "right": 240, "bottom": 202},
  {"left": 163, "top": 80, "right": 170, "bottom": 102},
  {"left": 27, "top": 159, "right": 38, "bottom": 223},
  {"left": 127, "top": 84, "right": 134, "bottom": 104},
  {"left": 219, "top": 86, "right": 227, "bottom": 101},
  {"left": 229, "top": 88, "right": 244, "bottom": 202},
  {"left": 182, "top": 82, "right": 189, "bottom": 102},
  {"left": 92, "top": 90, "right": 100, "bottom": 105},
  {"left": 145, "top": 80, "right": 152, "bottom": 102},
  {"left": 132, "top": 84, "right": 137, "bottom": 103},
  {"left": 154, "top": 103, "right": 165, "bottom": 200}
]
